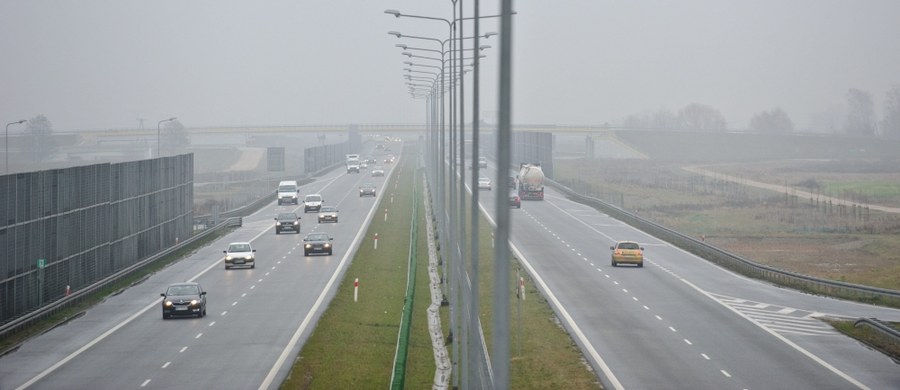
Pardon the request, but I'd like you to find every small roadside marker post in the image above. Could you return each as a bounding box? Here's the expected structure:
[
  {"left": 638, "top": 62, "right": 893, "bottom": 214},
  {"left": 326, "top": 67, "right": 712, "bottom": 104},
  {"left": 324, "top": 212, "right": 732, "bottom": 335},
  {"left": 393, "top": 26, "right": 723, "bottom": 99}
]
[
  {"left": 384, "top": 208, "right": 388, "bottom": 222},
  {"left": 354, "top": 278, "right": 359, "bottom": 302},
  {"left": 374, "top": 233, "right": 379, "bottom": 250}
]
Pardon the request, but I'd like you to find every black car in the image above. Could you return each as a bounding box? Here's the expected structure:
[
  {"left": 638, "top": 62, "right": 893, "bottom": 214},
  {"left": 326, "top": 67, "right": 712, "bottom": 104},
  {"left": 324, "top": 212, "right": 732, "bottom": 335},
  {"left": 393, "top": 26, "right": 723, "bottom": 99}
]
[
  {"left": 303, "top": 232, "right": 333, "bottom": 256},
  {"left": 274, "top": 212, "right": 301, "bottom": 234},
  {"left": 161, "top": 282, "right": 207, "bottom": 319},
  {"left": 359, "top": 182, "right": 377, "bottom": 197}
]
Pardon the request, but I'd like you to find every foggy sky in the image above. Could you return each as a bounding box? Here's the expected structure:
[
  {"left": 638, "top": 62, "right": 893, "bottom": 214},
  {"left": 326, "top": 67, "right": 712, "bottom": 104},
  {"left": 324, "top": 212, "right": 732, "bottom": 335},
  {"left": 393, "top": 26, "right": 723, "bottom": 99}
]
[{"left": 2, "top": 1, "right": 899, "bottom": 132}]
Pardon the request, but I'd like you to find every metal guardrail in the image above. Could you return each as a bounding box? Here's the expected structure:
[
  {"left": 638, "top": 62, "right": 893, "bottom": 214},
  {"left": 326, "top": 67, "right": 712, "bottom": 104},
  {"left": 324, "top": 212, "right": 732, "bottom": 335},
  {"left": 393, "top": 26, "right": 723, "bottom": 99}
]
[
  {"left": 545, "top": 178, "right": 900, "bottom": 308},
  {"left": 854, "top": 318, "right": 900, "bottom": 340},
  {"left": 0, "top": 217, "right": 243, "bottom": 340}
]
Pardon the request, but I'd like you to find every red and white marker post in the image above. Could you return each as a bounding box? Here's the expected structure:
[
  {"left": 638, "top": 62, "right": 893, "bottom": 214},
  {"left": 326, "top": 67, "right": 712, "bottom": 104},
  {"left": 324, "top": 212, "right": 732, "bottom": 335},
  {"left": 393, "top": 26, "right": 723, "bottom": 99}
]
[
  {"left": 354, "top": 278, "right": 359, "bottom": 302},
  {"left": 374, "top": 233, "right": 379, "bottom": 250}
]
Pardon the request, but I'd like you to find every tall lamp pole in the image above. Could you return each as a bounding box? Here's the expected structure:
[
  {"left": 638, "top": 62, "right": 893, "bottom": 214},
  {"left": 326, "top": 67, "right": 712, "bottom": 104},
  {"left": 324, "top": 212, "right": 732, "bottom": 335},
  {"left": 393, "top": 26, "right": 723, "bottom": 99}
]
[
  {"left": 157, "top": 117, "right": 176, "bottom": 158},
  {"left": 5, "top": 119, "right": 27, "bottom": 174}
]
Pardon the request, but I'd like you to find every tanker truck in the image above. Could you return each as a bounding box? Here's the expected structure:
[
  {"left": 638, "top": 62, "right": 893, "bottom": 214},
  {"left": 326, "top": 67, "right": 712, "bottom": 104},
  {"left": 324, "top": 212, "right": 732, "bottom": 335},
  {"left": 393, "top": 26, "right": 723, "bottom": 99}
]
[{"left": 517, "top": 163, "right": 545, "bottom": 200}]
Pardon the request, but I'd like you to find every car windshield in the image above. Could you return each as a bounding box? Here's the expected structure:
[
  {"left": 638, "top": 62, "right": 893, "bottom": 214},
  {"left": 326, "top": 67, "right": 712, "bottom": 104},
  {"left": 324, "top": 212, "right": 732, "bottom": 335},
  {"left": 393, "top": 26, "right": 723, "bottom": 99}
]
[
  {"left": 278, "top": 185, "right": 296, "bottom": 192},
  {"left": 307, "top": 233, "right": 329, "bottom": 241},
  {"left": 320, "top": 207, "right": 336, "bottom": 212},
  {"left": 167, "top": 285, "right": 199, "bottom": 296},
  {"left": 361, "top": 183, "right": 375, "bottom": 188},
  {"left": 277, "top": 213, "right": 296, "bottom": 219},
  {"left": 305, "top": 195, "right": 321, "bottom": 202},
  {"left": 618, "top": 242, "right": 640, "bottom": 250},
  {"left": 228, "top": 243, "right": 251, "bottom": 252}
]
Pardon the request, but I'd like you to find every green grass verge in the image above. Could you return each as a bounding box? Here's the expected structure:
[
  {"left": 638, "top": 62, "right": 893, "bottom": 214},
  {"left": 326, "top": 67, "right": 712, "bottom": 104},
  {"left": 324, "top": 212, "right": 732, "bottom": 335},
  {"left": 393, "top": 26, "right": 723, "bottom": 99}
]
[
  {"left": 280, "top": 146, "right": 432, "bottom": 389},
  {"left": 824, "top": 319, "right": 900, "bottom": 362}
]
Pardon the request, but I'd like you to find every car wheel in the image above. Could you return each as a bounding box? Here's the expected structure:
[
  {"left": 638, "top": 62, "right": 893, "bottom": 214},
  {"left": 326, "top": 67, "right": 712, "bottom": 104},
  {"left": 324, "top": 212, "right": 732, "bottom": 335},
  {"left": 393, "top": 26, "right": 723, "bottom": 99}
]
[
  {"left": 328, "top": 249, "right": 333, "bottom": 255},
  {"left": 335, "top": 218, "right": 338, "bottom": 223},
  {"left": 304, "top": 251, "right": 309, "bottom": 256},
  {"left": 225, "top": 265, "right": 231, "bottom": 270},
  {"left": 163, "top": 312, "right": 170, "bottom": 320},
  {"left": 611, "top": 259, "right": 617, "bottom": 267},
  {"left": 275, "top": 229, "right": 280, "bottom": 235},
  {"left": 638, "top": 262, "right": 643, "bottom": 268},
  {"left": 251, "top": 263, "right": 255, "bottom": 269},
  {"left": 517, "top": 204, "right": 521, "bottom": 209}
]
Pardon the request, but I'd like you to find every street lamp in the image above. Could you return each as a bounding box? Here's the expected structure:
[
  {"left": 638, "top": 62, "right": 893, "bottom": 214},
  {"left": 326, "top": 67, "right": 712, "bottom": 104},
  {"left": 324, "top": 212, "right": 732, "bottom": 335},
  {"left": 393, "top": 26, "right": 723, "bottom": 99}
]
[
  {"left": 5, "top": 119, "right": 27, "bottom": 174},
  {"left": 157, "top": 117, "right": 177, "bottom": 158}
]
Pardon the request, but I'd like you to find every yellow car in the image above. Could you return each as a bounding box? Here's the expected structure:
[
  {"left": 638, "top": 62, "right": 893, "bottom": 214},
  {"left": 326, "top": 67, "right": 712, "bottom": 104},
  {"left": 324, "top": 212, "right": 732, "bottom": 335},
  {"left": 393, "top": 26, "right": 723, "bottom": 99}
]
[{"left": 610, "top": 241, "right": 644, "bottom": 268}]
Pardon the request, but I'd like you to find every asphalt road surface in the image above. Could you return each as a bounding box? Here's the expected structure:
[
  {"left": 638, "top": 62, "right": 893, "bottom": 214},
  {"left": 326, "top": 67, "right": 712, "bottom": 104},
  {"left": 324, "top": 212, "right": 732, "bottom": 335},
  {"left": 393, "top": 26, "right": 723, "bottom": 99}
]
[{"left": 1, "top": 146, "right": 402, "bottom": 390}]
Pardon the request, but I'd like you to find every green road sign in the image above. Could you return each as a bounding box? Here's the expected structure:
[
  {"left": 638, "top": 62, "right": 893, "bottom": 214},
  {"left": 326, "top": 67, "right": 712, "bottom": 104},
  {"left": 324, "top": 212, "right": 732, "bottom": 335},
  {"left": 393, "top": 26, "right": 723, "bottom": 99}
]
[{"left": 37, "top": 258, "right": 46, "bottom": 269}]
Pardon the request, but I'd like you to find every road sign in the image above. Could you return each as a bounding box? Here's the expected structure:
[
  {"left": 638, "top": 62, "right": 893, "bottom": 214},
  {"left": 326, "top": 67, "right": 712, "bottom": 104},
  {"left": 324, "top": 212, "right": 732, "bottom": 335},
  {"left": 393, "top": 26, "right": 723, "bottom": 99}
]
[{"left": 37, "top": 258, "right": 46, "bottom": 269}]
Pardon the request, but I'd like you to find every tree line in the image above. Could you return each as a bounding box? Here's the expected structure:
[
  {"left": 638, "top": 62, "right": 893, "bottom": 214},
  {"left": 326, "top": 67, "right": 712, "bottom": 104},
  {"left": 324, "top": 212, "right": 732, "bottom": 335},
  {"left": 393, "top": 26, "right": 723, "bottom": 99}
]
[{"left": 622, "top": 84, "right": 900, "bottom": 137}]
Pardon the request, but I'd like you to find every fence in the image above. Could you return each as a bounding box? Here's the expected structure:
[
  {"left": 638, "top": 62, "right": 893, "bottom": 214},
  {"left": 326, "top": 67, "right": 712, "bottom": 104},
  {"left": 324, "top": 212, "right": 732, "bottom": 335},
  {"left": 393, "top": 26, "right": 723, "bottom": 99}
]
[{"left": 1, "top": 155, "right": 193, "bottom": 327}]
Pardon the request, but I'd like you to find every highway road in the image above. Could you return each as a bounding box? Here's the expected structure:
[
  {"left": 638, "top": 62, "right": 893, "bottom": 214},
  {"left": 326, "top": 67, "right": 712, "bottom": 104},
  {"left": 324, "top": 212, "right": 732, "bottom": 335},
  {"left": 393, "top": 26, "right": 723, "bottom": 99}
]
[
  {"left": 472, "top": 162, "right": 900, "bottom": 390},
  {"left": 0, "top": 146, "right": 402, "bottom": 389}
]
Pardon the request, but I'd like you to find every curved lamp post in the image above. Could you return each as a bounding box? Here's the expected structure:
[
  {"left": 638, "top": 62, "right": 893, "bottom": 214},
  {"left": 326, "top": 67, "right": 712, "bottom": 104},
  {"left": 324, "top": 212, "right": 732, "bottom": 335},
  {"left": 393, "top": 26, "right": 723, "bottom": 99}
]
[
  {"left": 157, "top": 117, "right": 177, "bottom": 158},
  {"left": 5, "top": 119, "right": 27, "bottom": 174}
]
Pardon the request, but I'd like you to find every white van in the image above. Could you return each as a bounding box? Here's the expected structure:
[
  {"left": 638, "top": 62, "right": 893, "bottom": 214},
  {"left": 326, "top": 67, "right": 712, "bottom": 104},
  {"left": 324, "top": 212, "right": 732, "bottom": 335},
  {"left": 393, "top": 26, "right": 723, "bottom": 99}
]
[
  {"left": 277, "top": 180, "right": 299, "bottom": 205},
  {"left": 303, "top": 193, "right": 324, "bottom": 213}
]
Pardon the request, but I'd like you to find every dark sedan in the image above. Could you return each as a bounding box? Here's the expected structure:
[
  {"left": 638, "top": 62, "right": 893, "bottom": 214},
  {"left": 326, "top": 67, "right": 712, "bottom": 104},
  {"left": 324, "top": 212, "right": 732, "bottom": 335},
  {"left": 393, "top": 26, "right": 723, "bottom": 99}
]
[
  {"left": 161, "top": 282, "right": 207, "bottom": 319},
  {"left": 359, "top": 182, "right": 377, "bottom": 197},
  {"left": 303, "top": 232, "right": 333, "bottom": 256}
]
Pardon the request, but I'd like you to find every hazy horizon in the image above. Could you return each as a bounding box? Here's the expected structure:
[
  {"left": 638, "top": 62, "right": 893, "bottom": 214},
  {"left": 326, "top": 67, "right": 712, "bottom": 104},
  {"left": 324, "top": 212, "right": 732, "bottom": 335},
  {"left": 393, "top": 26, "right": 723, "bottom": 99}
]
[{"left": 2, "top": 1, "right": 899, "bottom": 132}]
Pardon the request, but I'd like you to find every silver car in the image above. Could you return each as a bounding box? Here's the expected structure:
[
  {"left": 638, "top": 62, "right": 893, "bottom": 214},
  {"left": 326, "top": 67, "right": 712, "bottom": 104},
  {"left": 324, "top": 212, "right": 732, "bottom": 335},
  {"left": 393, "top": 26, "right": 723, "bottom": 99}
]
[{"left": 224, "top": 242, "right": 256, "bottom": 269}]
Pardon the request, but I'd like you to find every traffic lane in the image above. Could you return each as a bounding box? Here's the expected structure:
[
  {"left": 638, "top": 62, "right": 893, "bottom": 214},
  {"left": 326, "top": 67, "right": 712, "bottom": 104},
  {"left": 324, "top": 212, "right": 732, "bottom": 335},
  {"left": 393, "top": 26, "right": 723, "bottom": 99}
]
[
  {"left": 541, "top": 190, "right": 900, "bottom": 321},
  {"left": 538, "top": 188, "right": 900, "bottom": 385},
  {"left": 508, "top": 209, "right": 737, "bottom": 389},
  {"left": 512, "top": 200, "right": 866, "bottom": 389},
  {"left": 3, "top": 161, "right": 395, "bottom": 389}
]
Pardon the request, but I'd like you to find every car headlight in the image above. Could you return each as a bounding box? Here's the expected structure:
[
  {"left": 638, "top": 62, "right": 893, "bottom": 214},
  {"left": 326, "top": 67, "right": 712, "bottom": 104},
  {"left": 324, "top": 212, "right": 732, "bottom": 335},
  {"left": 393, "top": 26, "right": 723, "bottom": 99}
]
[
  {"left": 293, "top": 221, "right": 299, "bottom": 225},
  {"left": 190, "top": 299, "right": 199, "bottom": 306},
  {"left": 164, "top": 300, "right": 173, "bottom": 307},
  {"left": 276, "top": 222, "right": 282, "bottom": 226},
  {"left": 324, "top": 243, "right": 331, "bottom": 248},
  {"left": 225, "top": 256, "right": 233, "bottom": 260},
  {"left": 291, "top": 195, "right": 297, "bottom": 198},
  {"left": 305, "top": 244, "right": 312, "bottom": 248},
  {"left": 245, "top": 256, "right": 253, "bottom": 260}
]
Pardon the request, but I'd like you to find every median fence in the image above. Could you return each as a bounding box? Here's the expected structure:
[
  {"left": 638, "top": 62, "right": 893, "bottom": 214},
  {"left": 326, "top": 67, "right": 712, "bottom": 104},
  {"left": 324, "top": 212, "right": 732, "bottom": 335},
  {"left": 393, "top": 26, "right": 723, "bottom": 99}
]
[{"left": 545, "top": 178, "right": 900, "bottom": 309}]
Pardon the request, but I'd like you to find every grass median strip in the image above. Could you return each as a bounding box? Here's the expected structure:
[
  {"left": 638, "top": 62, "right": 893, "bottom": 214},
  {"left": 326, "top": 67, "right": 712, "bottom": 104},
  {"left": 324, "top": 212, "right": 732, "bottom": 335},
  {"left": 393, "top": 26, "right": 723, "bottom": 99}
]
[{"left": 280, "top": 146, "right": 433, "bottom": 389}]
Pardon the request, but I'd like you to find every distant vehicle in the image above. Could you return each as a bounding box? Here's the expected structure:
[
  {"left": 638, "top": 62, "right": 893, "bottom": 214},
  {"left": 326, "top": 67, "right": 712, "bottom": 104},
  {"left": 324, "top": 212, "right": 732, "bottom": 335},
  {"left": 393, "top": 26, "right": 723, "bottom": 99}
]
[
  {"left": 477, "top": 176, "right": 492, "bottom": 191},
  {"left": 224, "top": 242, "right": 256, "bottom": 269},
  {"left": 360, "top": 161, "right": 368, "bottom": 170},
  {"left": 364, "top": 157, "right": 377, "bottom": 164},
  {"left": 274, "top": 212, "right": 301, "bottom": 234},
  {"left": 160, "top": 282, "right": 207, "bottom": 319},
  {"left": 318, "top": 206, "right": 339, "bottom": 223},
  {"left": 478, "top": 157, "right": 488, "bottom": 168},
  {"left": 371, "top": 166, "right": 385, "bottom": 177},
  {"left": 509, "top": 190, "right": 521, "bottom": 208},
  {"left": 277, "top": 180, "right": 299, "bottom": 205},
  {"left": 610, "top": 241, "right": 644, "bottom": 268},
  {"left": 359, "top": 182, "right": 377, "bottom": 197},
  {"left": 517, "top": 163, "right": 545, "bottom": 200},
  {"left": 346, "top": 154, "right": 360, "bottom": 173},
  {"left": 376, "top": 144, "right": 385, "bottom": 150},
  {"left": 384, "top": 155, "right": 395, "bottom": 164},
  {"left": 303, "top": 194, "right": 324, "bottom": 213},
  {"left": 303, "top": 232, "right": 333, "bottom": 256}
]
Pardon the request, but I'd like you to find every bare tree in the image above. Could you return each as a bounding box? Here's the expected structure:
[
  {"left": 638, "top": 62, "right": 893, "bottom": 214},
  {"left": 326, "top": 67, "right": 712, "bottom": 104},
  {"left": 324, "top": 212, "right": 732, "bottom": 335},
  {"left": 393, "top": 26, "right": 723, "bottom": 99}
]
[
  {"left": 26, "top": 114, "right": 56, "bottom": 163},
  {"left": 678, "top": 103, "right": 727, "bottom": 131},
  {"left": 749, "top": 107, "right": 794, "bottom": 133},
  {"left": 882, "top": 84, "right": 900, "bottom": 138},
  {"left": 162, "top": 119, "right": 190, "bottom": 155},
  {"left": 844, "top": 88, "right": 876, "bottom": 136},
  {"left": 623, "top": 109, "right": 679, "bottom": 130}
]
